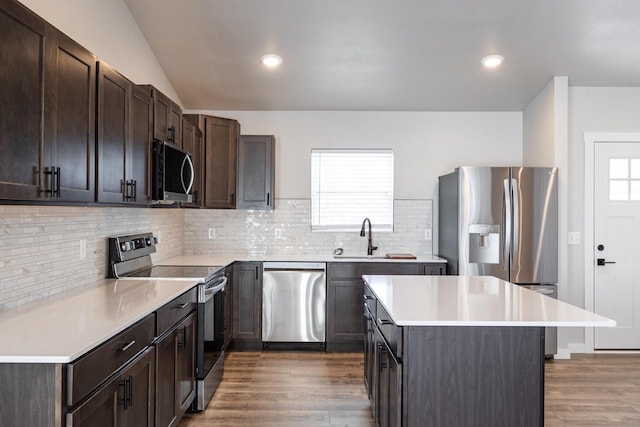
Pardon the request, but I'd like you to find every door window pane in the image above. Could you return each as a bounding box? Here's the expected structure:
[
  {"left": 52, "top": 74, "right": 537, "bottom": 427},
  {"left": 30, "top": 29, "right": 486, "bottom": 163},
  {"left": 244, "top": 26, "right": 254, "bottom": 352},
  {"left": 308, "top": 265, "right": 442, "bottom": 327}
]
[
  {"left": 610, "top": 158, "right": 629, "bottom": 179},
  {"left": 631, "top": 181, "right": 640, "bottom": 200},
  {"left": 631, "top": 159, "right": 640, "bottom": 179},
  {"left": 610, "top": 180, "right": 629, "bottom": 201}
]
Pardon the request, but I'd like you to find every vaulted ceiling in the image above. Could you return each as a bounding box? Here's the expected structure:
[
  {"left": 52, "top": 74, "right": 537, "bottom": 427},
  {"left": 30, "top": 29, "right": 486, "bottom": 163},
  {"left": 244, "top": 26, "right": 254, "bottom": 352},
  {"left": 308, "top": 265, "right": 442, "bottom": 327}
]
[{"left": 124, "top": 0, "right": 640, "bottom": 111}]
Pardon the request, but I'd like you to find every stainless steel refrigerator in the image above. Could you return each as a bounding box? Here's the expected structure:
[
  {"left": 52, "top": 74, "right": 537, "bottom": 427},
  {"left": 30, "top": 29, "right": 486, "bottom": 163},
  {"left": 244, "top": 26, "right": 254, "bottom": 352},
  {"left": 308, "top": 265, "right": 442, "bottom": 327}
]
[{"left": 439, "top": 166, "right": 559, "bottom": 355}]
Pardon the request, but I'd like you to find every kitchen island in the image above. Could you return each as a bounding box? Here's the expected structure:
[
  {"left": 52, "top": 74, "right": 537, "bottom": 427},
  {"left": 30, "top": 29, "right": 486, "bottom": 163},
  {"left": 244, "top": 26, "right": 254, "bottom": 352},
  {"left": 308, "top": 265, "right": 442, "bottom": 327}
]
[{"left": 362, "top": 275, "right": 615, "bottom": 427}]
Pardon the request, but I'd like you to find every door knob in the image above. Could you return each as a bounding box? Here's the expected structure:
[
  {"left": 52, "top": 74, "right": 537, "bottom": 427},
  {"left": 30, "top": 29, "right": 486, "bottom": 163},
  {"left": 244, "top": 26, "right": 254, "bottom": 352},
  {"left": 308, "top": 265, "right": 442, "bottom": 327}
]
[{"left": 597, "top": 258, "right": 616, "bottom": 266}]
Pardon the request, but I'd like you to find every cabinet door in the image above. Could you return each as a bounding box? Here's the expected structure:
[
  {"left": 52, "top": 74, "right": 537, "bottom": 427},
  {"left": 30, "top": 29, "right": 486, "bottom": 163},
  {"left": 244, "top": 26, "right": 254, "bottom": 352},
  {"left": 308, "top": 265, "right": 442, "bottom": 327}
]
[
  {"left": 156, "top": 325, "right": 178, "bottom": 427},
  {"left": 169, "top": 103, "right": 182, "bottom": 148},
  {"left": 176, "top": 312, "right": 196, "bottom": 415},
  {"left": 204, "top": 116, "right": 239, "bottom": 209},
  {"left": 44, "top": 29, "right": 96, "bottom": 203},
  {"left": 237, "top": 135, "right": 275, "bottom": 210},
  {"left": 156, "top": 312, "right": 196, "bottom": 427},
  {"left": 181, "top": 119, "right": 203, "bottom": 207},
  {"left": 67, "top": 346, "right": 155, "bottom": 427},
  {"left": 96, "top": 62, "right": 129, "bottom": 203},
  {"left": 364, "top": 304, "right": 376, "bottom": 404},
  {"left": 376, "top": 331, "right": 401, "bottom": 427},
  {"left": 129, "top": 85, "right": 153, "bottom": 205},
  {"left": 232, "top": 262, "right": 262, "bottom": 341},
  {"left": 224, "top": 268, "right": 233, "bottom": 349},
  {"left": 152, "top": 89, "right": 171, "bottom": 143},
  {"left": 423, "top": 263, "right": 446, "bottom": 275},
  {"left": 0, "top": 0, "right": 46, "bottom": 200},
  {"left": 327, "top": 279, "right": 364, "bottom": 343}
]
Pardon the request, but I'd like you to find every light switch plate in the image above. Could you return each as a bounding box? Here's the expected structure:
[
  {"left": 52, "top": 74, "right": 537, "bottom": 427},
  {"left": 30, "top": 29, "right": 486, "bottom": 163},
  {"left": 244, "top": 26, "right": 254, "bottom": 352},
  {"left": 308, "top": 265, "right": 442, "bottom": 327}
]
[
  {"left": 568, "top": 232, "right": 580, "bottom": 245},
  {"left": 208, "top": 228, "right": 216, "bottom": 239}
]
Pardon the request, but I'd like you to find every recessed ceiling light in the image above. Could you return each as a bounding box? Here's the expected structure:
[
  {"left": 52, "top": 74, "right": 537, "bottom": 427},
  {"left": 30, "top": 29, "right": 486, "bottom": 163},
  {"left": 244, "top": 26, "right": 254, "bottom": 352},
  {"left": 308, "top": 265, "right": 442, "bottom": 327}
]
[
  {"left": 261, "top": 54, "right": 283, "bottom": 67},
  {"left": 481, "top": 54, "right": 504, "bottom": 68}
]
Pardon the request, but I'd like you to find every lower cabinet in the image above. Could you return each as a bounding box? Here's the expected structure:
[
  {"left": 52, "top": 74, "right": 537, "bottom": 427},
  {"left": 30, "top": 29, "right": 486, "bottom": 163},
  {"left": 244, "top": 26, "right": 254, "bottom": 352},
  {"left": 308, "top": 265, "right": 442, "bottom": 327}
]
[
  {"left": 156, "top": 311, "right": 197, "bottom": 427},
  {"left": 66, "top": 346, "right": 156, "bottom": 427},
  {"left": 231, "top": 262, "right": 262, "bottom": 349},
  {"left": 376, "top": 328, "right": 401, "bottom": 427},
  {"left": 327, "top": 262, "right": 444, "bottom": 351}
]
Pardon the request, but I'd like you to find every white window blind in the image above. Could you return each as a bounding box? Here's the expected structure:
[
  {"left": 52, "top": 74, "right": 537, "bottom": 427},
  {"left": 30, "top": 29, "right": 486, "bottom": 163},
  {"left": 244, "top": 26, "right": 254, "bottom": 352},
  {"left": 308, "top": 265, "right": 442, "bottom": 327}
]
[{"left": 311, "top": 149, "right": 394, "bottom": 232}]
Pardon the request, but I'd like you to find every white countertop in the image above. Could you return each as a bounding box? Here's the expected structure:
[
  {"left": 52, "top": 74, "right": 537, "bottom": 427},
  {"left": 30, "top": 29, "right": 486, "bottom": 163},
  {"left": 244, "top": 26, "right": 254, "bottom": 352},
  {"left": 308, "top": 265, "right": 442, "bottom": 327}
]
[
  {"left": 363, "top": 275, "right": 616, "bottom": 327},
  {"left": 0, "top": 279, "right": 198, "bottom": 363},
  {"left": 156, "top": 253, "right": 447, "bottom": 266}
]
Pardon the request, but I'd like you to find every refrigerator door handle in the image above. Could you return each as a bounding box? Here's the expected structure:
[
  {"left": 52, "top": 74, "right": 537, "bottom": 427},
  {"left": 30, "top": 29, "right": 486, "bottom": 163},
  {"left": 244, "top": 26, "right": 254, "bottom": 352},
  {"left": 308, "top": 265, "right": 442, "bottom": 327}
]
[
  {"left": 511, "top": 178, "right": 520, "bottom": 269},
  {"left": 503, "top": 179, "right": 512, "bottom": 272}
]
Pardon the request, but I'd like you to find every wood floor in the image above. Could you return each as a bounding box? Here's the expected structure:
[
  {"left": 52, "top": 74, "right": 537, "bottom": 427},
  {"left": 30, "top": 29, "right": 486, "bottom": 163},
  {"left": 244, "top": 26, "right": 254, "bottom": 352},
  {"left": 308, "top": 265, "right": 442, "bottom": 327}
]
[{"left": 178, "top": 351, "right": 640, "bottom": 427}]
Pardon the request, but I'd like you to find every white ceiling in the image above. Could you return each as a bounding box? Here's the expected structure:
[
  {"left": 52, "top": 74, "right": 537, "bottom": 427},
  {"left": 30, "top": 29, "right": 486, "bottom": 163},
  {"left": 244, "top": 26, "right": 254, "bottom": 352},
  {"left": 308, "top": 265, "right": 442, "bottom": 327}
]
[{"left": 124, "top": 0, "right": 640, "bottom": 111}]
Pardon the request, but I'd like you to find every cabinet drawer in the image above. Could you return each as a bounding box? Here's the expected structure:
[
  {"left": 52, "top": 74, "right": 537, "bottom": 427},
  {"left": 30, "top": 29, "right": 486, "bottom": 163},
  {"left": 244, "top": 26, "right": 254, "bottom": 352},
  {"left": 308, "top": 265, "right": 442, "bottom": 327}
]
[
  {"left": 364, "top": 283, "right": 376, "bottom": 318},
  {"left": 423, "top": 263, "right": 446, "bottom": 275},
  {"left": 328, "top": 262, "right": 421, "bottom": 280},
  {"left": 66, "top": 313, "right": 155, "bottom": 407},
  {"left": 376, "top": 302, "right": 402, "bottom": 359},
  {"left": 156, "top": 287, "right": 197, "bottom": 337}
]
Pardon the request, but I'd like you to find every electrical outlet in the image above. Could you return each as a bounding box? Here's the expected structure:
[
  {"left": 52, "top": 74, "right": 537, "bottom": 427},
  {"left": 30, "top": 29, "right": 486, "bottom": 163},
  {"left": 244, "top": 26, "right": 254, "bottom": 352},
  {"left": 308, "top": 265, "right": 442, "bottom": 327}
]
[
  {"left": 568, "top": 232, "right": 581, "bottom": 245},
  {"left": 275, "top": 228, "right": 282, "bottom": 239},
  {"left": 424, "top": 229, "right": 432, "bottom": 240},
  {"left": 208, "top": 228, "right": 216, "bottom": 239},
  {"left": 79, "top": 239, "right": 87, "bottom": 259}
]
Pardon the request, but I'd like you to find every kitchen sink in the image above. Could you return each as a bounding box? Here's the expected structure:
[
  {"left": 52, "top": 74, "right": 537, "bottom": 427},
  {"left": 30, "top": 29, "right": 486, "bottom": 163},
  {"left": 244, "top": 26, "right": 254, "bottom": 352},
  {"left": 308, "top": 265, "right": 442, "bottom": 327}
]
[{"left": 333, "top": 255, "right": 389, "bottom": 259}]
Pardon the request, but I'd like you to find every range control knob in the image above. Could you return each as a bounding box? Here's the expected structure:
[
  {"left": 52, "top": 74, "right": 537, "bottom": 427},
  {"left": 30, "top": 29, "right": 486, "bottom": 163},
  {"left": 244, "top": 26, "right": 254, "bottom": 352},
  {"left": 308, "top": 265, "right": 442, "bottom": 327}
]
[
  {"left": 120, "top": 242, "right": 127, "bottom": 252},
  {"left": 145, "top": 237, "right": 152, "bottom": 246}
]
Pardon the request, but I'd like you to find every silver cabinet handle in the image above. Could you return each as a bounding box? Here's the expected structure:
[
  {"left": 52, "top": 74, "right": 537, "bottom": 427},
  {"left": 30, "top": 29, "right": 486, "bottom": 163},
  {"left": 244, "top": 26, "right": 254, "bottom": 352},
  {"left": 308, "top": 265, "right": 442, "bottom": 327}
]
[{"left": 120, "top": 340, "right": 136, "bottom": 352}]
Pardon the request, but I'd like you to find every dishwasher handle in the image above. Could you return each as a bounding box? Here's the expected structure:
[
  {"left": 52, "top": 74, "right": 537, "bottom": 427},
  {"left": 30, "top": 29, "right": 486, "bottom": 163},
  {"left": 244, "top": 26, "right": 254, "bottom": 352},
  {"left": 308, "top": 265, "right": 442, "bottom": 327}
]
[{"left": 263, "top": 262, "right": 326, "bottom": 271}]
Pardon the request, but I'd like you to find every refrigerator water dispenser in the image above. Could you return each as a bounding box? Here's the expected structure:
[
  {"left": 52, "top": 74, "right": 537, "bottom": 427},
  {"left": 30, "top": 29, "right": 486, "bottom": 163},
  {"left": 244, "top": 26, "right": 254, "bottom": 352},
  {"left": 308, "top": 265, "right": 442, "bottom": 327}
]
[{"left": 468, "top": 224, "right": 500, "bottom": 264}]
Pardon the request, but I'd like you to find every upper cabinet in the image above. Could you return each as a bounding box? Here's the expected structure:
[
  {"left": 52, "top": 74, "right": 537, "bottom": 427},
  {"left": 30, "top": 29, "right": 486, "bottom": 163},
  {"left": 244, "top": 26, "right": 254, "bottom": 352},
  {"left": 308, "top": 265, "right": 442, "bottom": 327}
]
[
  {"left": 142, "top": 85, "right": 182, "bottom": 147},
  {"left": 96, "top": 62, "right": 152, "bottom": 205},
  {"left": 181, "top": 118, "right": 203, "bottom": 207},
  {"left": 237, "top": 135, "right": 275, "bottom": 210},
  {"left": 184, "top": 114, "right": 239, "bottom": 209},
  {"left": 0, "top": 0, "right": 96, "bottom": 202}
]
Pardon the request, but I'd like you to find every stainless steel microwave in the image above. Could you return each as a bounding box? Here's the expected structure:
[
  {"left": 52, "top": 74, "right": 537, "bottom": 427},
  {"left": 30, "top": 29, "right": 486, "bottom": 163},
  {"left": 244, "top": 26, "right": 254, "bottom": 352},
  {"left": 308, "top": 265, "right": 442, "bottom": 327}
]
[{"left": 151, "top": 141, "right": 194, "bottom": 204}]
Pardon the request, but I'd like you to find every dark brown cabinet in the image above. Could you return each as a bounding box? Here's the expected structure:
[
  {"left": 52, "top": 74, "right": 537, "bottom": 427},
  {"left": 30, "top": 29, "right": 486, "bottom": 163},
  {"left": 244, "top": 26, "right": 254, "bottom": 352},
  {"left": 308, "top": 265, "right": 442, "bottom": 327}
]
[
  {"left": 237, "top": 135, "right": 275, "bottom": 210},
  {"left": 231, "top": 262, "right": 262, "bottom": 348},
  {"left": 184, "top": 114, "right": 239, "bottom": 209},
  {"left": 0, "top": 0, "right": 96, "bottom": 202},
  {"left": 156, "top": 311, "right": 196, "bottom": 427},
  {"left": 181, "top": 119, "right": 203, "bottom": 207},
  {"left": 326, "top": 262, "right": 445, "bottom": 351},
  {"left": 97, "top": 64, "right": 152, "bottom": 205},
  {"left": 376, "top": 328, "right": 401, "bottom": 427},
  {"left": 67, "top": 346, "right": 156, "bottom": 427},
  {"left": 143, "top": 86, "right": 182, "bottom": 147}
]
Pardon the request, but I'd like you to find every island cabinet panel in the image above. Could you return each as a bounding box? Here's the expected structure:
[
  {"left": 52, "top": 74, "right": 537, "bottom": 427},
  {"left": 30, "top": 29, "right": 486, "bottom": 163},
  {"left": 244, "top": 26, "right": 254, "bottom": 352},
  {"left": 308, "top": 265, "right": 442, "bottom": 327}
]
[
  {"left": 326, "top": 262, "right": 422, "bottom": 352},
  {"left": 403, "top": 326, "right": 544, "bottom": 427},
  {"left": 231, "top": 262, "right": 262, "bottom": 349}
]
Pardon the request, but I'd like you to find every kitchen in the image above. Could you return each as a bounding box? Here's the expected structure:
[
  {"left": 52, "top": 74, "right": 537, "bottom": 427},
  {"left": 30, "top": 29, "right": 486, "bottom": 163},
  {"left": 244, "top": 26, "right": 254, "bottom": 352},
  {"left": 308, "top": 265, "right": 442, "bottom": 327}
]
[{"left": 1, "top": 0, "right": 640, "bottom": 426}]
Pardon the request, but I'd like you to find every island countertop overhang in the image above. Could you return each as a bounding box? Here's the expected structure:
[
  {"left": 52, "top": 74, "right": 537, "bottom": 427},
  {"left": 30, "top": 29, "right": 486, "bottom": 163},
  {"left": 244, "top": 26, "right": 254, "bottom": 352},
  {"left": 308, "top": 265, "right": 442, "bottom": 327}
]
[{"left": 363, "top": 275, "right": 616, "bottom": 328}]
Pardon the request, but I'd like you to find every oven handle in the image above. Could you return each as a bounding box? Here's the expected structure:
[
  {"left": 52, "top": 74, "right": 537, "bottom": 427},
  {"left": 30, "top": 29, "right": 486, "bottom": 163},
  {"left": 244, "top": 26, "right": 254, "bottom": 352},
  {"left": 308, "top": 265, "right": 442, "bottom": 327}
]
[{"left": 202, "top": 276, "right": 227, "bottom": 302}]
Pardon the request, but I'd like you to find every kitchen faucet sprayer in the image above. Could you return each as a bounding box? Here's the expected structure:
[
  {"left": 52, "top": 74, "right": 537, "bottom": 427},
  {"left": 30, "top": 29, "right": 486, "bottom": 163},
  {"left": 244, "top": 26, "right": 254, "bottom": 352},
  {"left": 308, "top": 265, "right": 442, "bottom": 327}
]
[{"left": 360, "top": 218, "right": 378, "bottom": 256}]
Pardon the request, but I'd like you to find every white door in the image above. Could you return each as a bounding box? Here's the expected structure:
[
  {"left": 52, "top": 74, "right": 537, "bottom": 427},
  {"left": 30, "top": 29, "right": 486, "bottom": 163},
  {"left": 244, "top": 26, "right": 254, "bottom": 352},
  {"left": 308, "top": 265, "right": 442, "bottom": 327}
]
[{"left": 594, "top": 142, "right": 640, "bottom": 349}]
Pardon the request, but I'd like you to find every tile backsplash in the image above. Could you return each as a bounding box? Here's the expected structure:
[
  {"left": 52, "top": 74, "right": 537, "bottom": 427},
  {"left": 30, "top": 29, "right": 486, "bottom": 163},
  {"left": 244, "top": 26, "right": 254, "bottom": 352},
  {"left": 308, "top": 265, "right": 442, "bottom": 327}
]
[
  {"left": 184, "top": 199, "right": 433, "bottom": 257},
  {"left": 1, "top": 199, "right": 431, "bottom": 310},
  {"left": 0, "top": 206, "right": 184, "bottom": 311}
]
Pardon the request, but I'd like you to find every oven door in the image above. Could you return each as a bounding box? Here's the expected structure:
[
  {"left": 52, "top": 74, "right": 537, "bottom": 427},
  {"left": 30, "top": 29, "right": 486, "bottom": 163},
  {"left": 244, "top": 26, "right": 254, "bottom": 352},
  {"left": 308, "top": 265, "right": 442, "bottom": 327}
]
[{"left": 198, "top": 276, "right": 226, "bottom": 380}]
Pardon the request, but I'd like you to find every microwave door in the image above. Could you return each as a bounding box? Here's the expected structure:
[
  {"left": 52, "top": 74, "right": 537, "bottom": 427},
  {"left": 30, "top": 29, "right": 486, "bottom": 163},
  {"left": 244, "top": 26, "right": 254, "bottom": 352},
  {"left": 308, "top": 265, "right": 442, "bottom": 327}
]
[{"left": 181, "top": 154, "right": 194, "bottom": 194}]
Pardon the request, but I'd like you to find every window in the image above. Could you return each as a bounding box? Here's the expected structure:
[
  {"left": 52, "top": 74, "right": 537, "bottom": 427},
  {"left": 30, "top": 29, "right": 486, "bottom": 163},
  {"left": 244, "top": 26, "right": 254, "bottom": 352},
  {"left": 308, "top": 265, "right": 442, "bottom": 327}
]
[
  {"left": 311, "top": 149, "right": 394, "bottom": 232},
  {"left": 609, "top": 158, "right": 640, "bottom": 201}
]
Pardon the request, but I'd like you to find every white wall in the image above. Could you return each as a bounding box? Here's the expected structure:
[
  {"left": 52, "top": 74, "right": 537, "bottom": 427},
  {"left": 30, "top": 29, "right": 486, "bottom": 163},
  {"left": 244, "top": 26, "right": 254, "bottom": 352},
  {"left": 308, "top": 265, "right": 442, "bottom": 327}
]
[
  {"left": 523, "top": 80, "right": 555, "bottom": 166},
  {"left": 18, "top": 0, "right": 181, "bottom": 104},
  {"left": 189, "top": 110, "right": 523, "bottom": 200},
  {"left": 565, "top": 87, "right": 640, "bottom": 349}
]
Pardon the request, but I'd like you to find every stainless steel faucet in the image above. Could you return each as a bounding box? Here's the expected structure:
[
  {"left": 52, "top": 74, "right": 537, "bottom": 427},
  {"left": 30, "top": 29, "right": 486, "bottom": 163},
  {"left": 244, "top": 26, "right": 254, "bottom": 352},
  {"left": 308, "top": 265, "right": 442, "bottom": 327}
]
[{"left": 360, "top": 218, "right": 378, "bottom": 256}]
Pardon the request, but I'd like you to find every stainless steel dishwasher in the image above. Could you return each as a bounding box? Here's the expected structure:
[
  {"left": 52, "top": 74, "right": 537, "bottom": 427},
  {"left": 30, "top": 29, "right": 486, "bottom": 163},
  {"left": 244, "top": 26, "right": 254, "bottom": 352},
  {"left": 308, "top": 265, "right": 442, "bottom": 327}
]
[{"left": 262, "top": 262, "right": 326, "bottom": 350}]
